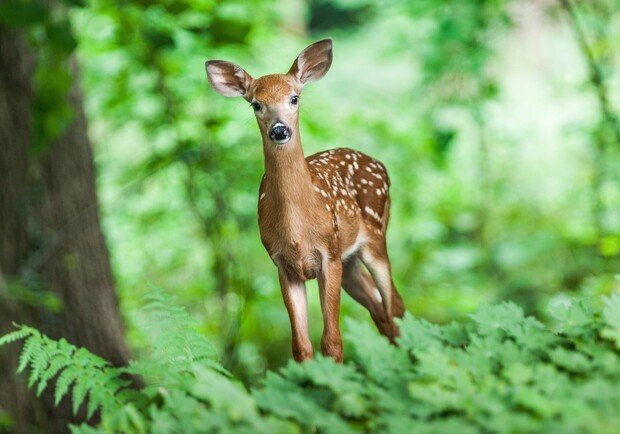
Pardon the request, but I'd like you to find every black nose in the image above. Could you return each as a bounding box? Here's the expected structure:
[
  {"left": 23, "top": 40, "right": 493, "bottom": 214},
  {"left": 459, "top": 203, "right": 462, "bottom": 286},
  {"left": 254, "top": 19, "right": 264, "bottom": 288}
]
[{"left": 269, "top": 123, "right": 291, "bottom": 142}]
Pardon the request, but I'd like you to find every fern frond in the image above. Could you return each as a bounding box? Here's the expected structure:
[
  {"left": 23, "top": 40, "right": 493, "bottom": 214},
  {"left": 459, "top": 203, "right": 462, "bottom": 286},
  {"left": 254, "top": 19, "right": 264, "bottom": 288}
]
[
  {"left": 54, "top": 365, "right": 78, "bottom": 406},
  {"left": 137, "top": 286, "right": 224, "bottom": 376},
  {"left": 16, "top": 331, "right": 40, "bottom": 373},
  {"left": 0, "top": 325, "right": 34, "bottom": 346},
  {"left": 69, "top": 423, "right": 105, "bottom": 434},
  {"left": 601, "top": 292, "right": 620, "bottom": 348},
  {"left": 72, "top": 374, "right": 93, "bottom": 415},
  {"left": 28, "top": 335, "right": 55, "bottom": 389},
  {"left": 1, "top": 324, "right": 134, "bottom": 420},
  {"left": 37, "top": 353, "right": 69, "bottom": 397}
]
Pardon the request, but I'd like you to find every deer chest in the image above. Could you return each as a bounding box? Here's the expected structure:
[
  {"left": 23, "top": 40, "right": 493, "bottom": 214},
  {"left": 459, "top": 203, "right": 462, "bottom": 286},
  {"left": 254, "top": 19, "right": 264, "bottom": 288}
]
[{"left": 258, "top": 201, "right": 331, "bottom": 281}]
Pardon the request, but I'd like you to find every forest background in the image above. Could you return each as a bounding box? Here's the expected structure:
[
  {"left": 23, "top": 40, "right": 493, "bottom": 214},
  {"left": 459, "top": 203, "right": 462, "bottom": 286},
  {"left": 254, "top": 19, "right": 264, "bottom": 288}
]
[{"left": 1, "top": 0, "right": 619, "bottom": 431}]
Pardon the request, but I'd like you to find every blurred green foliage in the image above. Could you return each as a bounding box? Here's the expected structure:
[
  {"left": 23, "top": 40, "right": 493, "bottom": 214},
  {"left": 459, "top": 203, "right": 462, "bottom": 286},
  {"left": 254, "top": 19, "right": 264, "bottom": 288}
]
[
  {"left": 0, "top": 0, "right": 79, "bottom": 152},
  {"left": 4, "top": 0, "right": 618, "bottom": 382}
]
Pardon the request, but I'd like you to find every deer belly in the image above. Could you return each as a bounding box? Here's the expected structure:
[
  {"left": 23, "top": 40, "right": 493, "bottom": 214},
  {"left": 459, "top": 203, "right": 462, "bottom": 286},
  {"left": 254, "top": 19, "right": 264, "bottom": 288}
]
[{"left": 273, "top": 245, "right": 322, "bottom": 281}]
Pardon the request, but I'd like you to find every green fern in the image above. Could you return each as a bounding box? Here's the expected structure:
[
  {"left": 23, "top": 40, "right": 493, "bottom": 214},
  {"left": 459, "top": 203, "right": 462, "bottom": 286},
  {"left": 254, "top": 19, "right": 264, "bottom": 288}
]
[
  {"left": 0, "top": 287, "right": 227, "bottom": 428},
  {"left": 124, "top": 286, "right": 227, "bottom": 398},
  {"left": 601, "top": 292, "right": 620, "bottom": 348},
  {"left": 2, "top": 289, "right": 620, "bottom": 434},
  {"left": 0, "top": 326, "right": 34, "bottom": 346},
  {"left": 0, "top": 326, "right": 130, "bottom": 420},
  {"left": 135, "top": 287, "right": 222, "bottom": 371}
]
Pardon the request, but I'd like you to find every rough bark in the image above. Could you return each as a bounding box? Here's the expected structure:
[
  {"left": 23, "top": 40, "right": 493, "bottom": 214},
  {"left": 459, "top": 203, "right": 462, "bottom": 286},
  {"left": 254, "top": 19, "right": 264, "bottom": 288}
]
[{"left": 0, "top": 25, "right": 130, "bottom": 433}]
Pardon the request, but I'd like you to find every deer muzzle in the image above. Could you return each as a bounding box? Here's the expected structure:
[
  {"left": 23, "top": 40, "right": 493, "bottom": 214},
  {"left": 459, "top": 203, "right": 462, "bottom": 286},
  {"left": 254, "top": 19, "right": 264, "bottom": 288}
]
[{"left": 269, "top": 122, "right": 292, "bottom": 144}]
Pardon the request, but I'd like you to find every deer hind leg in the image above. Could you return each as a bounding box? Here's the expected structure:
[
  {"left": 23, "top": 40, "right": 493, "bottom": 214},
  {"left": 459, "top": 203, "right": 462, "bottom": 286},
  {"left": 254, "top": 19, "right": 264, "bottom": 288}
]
[
  {"left": 342, "top": 257, "right": 393, "bottom": 338},
  {"left": 360, "top": 240, "right": 405, "bottom": 342}
]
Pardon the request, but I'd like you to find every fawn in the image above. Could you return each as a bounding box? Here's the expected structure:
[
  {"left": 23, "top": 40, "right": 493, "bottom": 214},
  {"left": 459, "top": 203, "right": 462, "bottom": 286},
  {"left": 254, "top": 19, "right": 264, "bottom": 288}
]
[{"left": 205, "top": 39, "right": 405, "bottom": 362}]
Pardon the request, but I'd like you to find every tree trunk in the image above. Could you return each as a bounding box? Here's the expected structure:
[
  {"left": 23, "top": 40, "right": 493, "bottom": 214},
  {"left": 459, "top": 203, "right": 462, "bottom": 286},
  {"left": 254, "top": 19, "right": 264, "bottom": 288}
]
[{"left": 0, "top": 25, "right": 130, "bottom": 433}]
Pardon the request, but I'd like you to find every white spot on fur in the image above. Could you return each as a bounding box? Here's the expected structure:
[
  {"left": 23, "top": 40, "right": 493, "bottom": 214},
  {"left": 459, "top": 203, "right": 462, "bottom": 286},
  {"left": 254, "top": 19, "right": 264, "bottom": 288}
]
[
  {"left": 373, "top": 288, "right": 382, "bottom": 303},
  {"left": 342, "top": 232, "right": 367, "bottom": 261}
]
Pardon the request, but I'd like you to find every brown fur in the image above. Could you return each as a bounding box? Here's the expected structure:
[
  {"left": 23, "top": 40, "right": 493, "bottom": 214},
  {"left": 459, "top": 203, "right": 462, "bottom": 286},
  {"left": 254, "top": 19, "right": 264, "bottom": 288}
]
[{"left": 206, "top": 39, "right": 405, "bottom": 363}]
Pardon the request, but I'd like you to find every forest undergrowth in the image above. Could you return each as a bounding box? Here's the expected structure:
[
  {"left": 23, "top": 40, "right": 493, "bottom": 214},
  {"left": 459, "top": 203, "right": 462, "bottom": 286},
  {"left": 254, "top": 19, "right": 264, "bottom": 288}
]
[{"left": 2, "top": 287, "right": 620, "bottom": 433}]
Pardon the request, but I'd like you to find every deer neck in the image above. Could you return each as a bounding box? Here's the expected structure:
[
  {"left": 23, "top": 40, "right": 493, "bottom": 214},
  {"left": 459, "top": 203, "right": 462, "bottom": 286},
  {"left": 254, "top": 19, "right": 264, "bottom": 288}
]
[{"left": 262, "top": 131, "right": 315, "bottom": 211}]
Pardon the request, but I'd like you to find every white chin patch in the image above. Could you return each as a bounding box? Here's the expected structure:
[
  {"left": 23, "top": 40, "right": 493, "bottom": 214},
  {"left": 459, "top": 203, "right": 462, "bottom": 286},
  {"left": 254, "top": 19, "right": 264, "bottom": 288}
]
[{"left": 274, "top": 137, "right": 291, "bottom": 145}]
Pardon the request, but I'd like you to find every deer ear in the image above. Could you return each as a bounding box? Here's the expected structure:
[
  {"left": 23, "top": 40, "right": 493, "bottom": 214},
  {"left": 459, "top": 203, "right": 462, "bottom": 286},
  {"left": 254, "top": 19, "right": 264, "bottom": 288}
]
[
  {"left": 205, "top": 60, "right": 254, "bottom": 100},
  {"left": 288, "top": 38, "right": 333, "bottom": 87}
]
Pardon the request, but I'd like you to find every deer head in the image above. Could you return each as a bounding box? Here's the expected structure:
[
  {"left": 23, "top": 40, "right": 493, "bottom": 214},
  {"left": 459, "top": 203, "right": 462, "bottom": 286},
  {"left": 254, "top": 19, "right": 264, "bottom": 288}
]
[{"left": 205, "top": 39, "right": 333, "bottom": 146}]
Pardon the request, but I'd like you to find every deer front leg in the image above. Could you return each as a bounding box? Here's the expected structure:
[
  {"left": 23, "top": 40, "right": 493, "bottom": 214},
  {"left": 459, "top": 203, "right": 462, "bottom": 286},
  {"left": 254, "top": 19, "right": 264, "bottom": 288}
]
[
  {"left": 317, "top": 257, "right": 343, "bottom": 362},
  {"left": 278, "top": 269, "right": 313, "bottom": 362}
]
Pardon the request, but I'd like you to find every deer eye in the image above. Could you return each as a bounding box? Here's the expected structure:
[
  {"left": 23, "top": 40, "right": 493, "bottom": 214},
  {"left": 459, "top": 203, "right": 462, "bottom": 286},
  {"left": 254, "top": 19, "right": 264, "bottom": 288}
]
[
  {"left": 251, "top": 102, "right": 262, "bottom": 111},
  {"left": 290, "top": 95, "right": 298, "bottom": 105}
]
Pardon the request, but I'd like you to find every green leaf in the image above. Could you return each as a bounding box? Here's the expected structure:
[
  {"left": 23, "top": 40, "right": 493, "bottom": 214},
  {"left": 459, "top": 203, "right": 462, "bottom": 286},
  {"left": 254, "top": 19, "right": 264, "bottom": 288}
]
[
  {"left": 72, "top": 376, "right": 91, "bottom": 415},
  {"left": 142, "top": 28, "right": 175, "bottom": 50},
  {"left": 54, "top": 366, "right": 77, "bottom": 406},
  {"left": 549, "top": 347, "right": 592, "bottom": 373},
  {"left": 470, "top": 301, "right": 524, "bottom": 336},
  {"left": 46, "top": 21, "right": 78, "bottom": 53},
  {"left": 601, "top": 292, "right": 620, "bottom": 348},
  {"left": 36, "top": 355, "right": 68, "bottom": 396},
  {"left": 0, "top": 1, "right": 47, "bottom": 27},
  {"left": 398, "top": 313, "right": 444, "bottom": 352},
  {"left": 209, "top": 16, "right": 251, "bottom": 46},
  {"left": 255, "top": 374, "right": 354, "bottom": 434},
  {"left": 548, "top": 296, "right": 595, "bottom": 335},
  {"left": 17, "top": 336, "right": 38, "bottom": 373},
  {"left": 0, "top": 326, "right": 33, "bottom": 346},
  {"left": 60, "top": 0, "right": 86, "bottom": 6}
]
